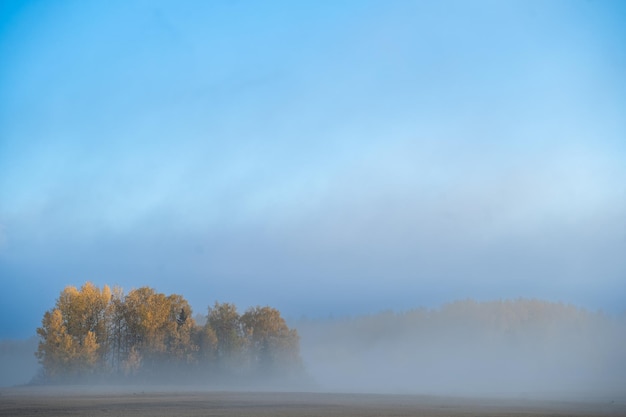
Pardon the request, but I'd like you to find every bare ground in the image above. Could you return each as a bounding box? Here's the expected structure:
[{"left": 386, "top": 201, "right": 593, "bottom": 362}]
[{"left": 0, "top": 387, "right": 624, "bottom": 417}]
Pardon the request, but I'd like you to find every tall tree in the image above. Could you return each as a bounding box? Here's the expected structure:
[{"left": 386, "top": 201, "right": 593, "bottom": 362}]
[
  {"left": 36, "top": 309, "right": 74, "bottom": 379},
  {"left": 36, "top": 282, "right": 111, "bottom": 378},
  {"left": 207, "top": 302, "right": 244, "bottom": 368},
  {"left": 241, "top": 306, "right": 301, "bottom": 374},
  {"left": 123, "top": 287, "right": 171, "bottom": 369},
  {"left": 165, "top": 294, "right": 198, "bottom": 366},
  {"left": 107, "top": 286, "right": 127, "bottom": 373}
]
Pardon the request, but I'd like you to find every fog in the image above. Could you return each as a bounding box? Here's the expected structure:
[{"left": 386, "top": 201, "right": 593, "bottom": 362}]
[
  {"left": 0, "top": 342, "right": 311, "bottom": 392},
  {"left": 0, "top": 338, "right": 39, "bottom": 387},
  {"left": 3, "top": 299, "right": 625, "bottom": 401},
  {"left": 1, "top": 1, "right": 625, "bottom": 402},
  {"left": 296, "top": 300, "right": 626, "bottom": 397}
]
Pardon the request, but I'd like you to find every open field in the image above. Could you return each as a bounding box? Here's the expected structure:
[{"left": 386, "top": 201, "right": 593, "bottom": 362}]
[{"left": 0, "top": 387, "right": 624, "bottom": 417}]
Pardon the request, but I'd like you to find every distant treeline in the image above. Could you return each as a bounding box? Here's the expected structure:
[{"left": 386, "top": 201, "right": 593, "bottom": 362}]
[
  {"left": 36, "top": 282, "right": 301, "bottom": 383},
  {"left": 297, "top": 299, "right": 626, "bottom": 394}
]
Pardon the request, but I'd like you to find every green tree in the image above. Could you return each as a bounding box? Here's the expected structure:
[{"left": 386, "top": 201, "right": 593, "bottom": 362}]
[
  {"left": 207, "top": 302, "right": 244, "bottom": 368},
  {"left": 196, "top": 324, "right": 218, "bottom": 367}
]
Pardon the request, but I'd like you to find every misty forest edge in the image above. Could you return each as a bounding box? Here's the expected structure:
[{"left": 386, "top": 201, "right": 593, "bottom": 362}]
[
  {"left": 32, "top": 282, "right": 626, "bottom": 389},
  {"left": 35, "top": 282, "right": 302, "bottom": 384}
]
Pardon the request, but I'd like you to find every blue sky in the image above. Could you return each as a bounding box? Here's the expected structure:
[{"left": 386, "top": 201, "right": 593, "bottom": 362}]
[{"left": 1, "top": 0, "right": 625, "bottom": 338}]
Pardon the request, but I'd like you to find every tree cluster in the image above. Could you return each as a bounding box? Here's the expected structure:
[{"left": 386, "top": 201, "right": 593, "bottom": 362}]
[{"left": 36, "top": 282, "right": 301, "bottom": 383}]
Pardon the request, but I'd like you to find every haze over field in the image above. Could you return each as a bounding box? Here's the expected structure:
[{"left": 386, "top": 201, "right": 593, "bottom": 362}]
[
  {"left": 0, "top": 1, "right": 625, "bottom": 398},
  {"left": 3, "top": 296, "right": 626, "bottom": 396},
  {"left": 297, "top": 300, "right": 626, "bottom": 396}
]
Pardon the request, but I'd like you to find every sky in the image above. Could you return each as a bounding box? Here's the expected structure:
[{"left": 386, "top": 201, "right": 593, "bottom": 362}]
[{"left": 0, "top": 0, "right": 625, "bottom": 339}]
